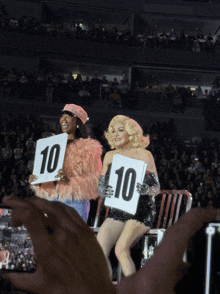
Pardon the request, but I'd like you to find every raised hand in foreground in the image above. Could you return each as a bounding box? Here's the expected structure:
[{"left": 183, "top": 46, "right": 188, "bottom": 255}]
[
  {"left": 2, "top": 195, "right": 115, "bottom": 294},
  {"left": 2, "top": 196, "right": 219, "bottom": 294}
]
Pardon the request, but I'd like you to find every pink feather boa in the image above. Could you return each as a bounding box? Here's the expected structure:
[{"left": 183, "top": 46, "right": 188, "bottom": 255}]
[{"left": 31, "top": 138, "right": 102, "bottom": 201}]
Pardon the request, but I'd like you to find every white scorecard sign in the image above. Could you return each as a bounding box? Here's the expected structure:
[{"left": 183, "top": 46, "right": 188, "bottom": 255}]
[
  {"left": 31, "top": 133, "right": 68, "bottom": 185},
  {"left": 105, "top": 154, "right": 147, "bottom": 215}
]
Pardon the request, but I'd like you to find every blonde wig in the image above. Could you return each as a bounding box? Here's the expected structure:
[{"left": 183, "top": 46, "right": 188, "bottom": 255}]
[{"left": 105, "top": 115, "right": 150, "bottom": 149}]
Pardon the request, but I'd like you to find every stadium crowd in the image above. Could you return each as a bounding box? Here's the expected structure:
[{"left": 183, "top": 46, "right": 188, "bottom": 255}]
[
  {"left": 0, "top": 67, "right": 129, "bottom": 107},
  {"left": 1, "top": 66, "right": 217, "bottom": 116},
  {"left": 1, "top": 238, "right": 35, "bottom": 272},
  {"left": 0, "top": 2, "right": 219, "bottom": 53}
]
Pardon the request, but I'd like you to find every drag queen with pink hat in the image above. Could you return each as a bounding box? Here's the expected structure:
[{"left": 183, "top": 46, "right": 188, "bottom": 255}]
[{"left": 30, "top": 104, "right": 102, "bottom": 222}]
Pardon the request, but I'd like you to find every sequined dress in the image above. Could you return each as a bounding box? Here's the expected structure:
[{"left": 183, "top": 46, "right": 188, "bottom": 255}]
[{"left": 106, "top": 164, "right": 158, "bottom": 227}]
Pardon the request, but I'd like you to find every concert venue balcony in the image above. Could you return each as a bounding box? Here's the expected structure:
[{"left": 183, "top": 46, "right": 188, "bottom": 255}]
[{"left": 1, "top": 26, "right": 220, "bottom": 71}]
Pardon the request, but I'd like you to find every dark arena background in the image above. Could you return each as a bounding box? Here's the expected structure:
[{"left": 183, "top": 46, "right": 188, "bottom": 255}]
[{"left": 1, "top": 0, "right": 220, "bottom": 293}]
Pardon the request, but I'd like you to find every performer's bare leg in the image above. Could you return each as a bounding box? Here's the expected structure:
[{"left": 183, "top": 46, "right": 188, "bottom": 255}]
[
  {"left": 115, "top": 220, "right": 150, "bottom": 277},
  {"left": 96, "top": 218, "right": 125, "bottom": 280}
]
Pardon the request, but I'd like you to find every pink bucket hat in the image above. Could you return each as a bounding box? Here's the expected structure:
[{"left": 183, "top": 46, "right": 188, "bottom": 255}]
[{"left": 62, "top": 104, "right": 88, "bottom": 124}]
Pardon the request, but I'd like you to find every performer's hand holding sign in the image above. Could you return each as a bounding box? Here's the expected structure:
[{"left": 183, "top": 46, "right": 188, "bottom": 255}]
[
  {"left": 55, "top": 168, "right": 70, "bottom": 183},
  {"left": 31, "top": 133, "right": 68, "bottom": 185},
  {"left": 29, "top": 174, "right": 38, "bottom": 184}
]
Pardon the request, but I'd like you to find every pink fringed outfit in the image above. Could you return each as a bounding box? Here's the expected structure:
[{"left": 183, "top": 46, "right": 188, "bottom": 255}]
[{"left": 31, "top": 138, "right": 102, "bottom": 221}]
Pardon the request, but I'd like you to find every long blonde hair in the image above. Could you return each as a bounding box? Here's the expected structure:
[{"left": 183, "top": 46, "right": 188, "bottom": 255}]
[{"left": 105, "top": 115, "right": 150, "bottom": 149}]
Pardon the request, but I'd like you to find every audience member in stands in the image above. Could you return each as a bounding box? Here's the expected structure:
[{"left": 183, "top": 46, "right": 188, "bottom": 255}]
[
  {"left": 191, "top": 131, "right": 202, "bottom": 144},
  {"left": 78, "top": 86, "right": 91, "bottom": 98},
  {"left": 2, "top": 143, "right": 13, "bottom": 161},
  {"left": 194, "top": 86, "right": 203, "bottom": 99},
  {"left": 101, "top": 75, "right": 110, "bottom": 85},
  {"left": 116, "top": 79, "right": 130, "bottom": 95},
  {"left": 109, "top": 88, "right": 122, "bottom": 108}
]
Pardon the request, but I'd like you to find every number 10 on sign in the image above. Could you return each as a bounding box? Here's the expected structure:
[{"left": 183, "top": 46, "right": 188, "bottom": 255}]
[
  {"left": 32, "top": 133, "right": 68, "bottom": 185},
  {"left": 105, "top": 154, "right": 147, "bottom": 215}
]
